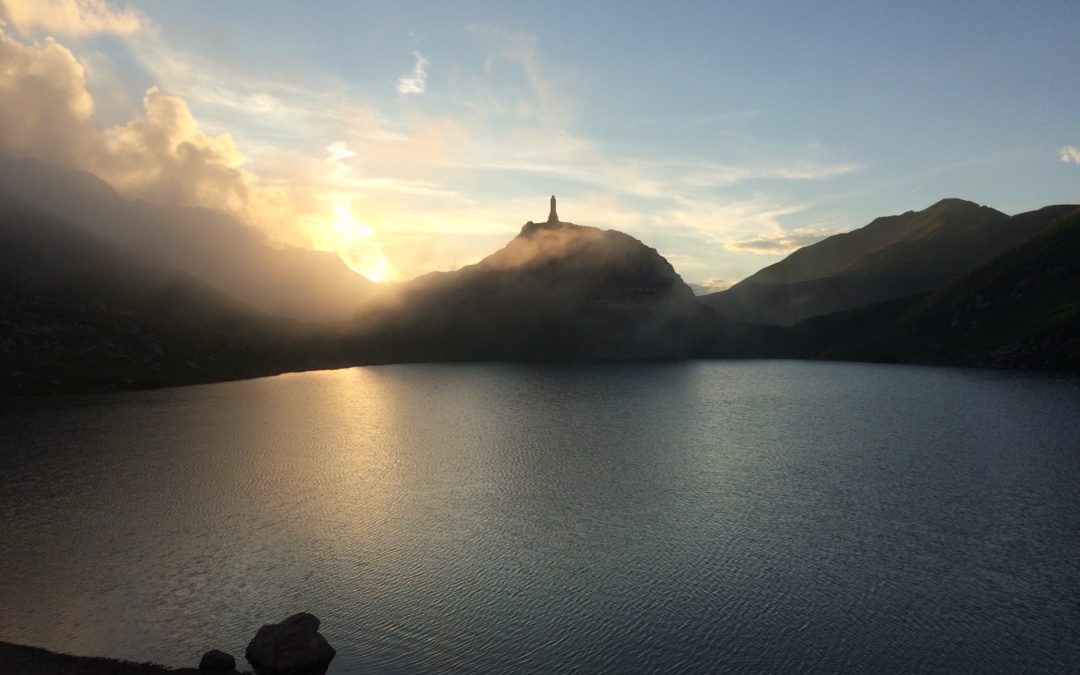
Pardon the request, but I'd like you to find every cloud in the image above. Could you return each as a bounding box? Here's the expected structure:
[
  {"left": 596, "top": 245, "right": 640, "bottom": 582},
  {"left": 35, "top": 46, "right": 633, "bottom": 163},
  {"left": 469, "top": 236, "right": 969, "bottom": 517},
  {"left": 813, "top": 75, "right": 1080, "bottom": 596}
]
[
  {"left": 396, "top": 51, "right": 428, "bottom": 94},
  {"left": 674, "top": 159, "right": 861, "bottom": 188},
  {"left": 0, "top": 29, "right": 97, "bottom": 163},
  {"left": 99, "top": 87, "right": 276, "bottom": 213},
  {"left": 689, "top": 278, "right": 732, "bottom": 295},
  {"left": 0, "top": 22, "right": 860, "bottom": 287},
  {"left": 468, "top": 25, "right": 566, "bottom": 122},
  {"left": 727, "top": 227, "right": 838, "bottom": 254},
  {"left": 1060, "top": 146, "right": 1080, "bottom": 164},
  {"left": 127, "top": 23, "right": 858, "bottom": 265},
  {"left": 326, "top": 141, "right": 357, "bottom": 175},
  {"left": 501, "top": 33, "right": 555, "bottom": 117},
  {"left": 0, "top": 27, "right": 296, "bottom": 238},
  {"left": 0, "top": 0, "right": 144, "bottom": 36}
]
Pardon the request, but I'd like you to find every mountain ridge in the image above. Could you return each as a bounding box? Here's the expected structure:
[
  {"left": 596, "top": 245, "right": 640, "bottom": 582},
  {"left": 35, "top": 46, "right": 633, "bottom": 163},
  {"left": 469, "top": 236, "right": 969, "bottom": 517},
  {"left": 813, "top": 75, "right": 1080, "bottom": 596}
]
[
  {"left": 699, "top": 198, "right": 1068, "bottom": 325},
  {"left": 792, "top": 206, "right": 1080, "bottom": 370},
  {"left": 2, "top": 163, "right": 1078, "bottom": 394}
]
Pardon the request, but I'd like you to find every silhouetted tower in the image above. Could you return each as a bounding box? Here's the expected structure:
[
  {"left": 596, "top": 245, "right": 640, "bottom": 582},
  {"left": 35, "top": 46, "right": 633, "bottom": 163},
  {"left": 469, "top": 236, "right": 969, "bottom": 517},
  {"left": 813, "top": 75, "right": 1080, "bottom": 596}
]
[{"left": 548, "top": 195, "right": 558, "bottom": 223}]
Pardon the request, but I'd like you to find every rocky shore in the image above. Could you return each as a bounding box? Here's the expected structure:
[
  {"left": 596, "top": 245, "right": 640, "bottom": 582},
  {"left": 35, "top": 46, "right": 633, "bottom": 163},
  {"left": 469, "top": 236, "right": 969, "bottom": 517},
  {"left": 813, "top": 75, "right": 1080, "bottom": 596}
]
[
  {"left": 0, "top": 641, "right": 233, "bottom": 674},
  {"left": 0, "top": 613, "right": 335, "bottom": 675}
]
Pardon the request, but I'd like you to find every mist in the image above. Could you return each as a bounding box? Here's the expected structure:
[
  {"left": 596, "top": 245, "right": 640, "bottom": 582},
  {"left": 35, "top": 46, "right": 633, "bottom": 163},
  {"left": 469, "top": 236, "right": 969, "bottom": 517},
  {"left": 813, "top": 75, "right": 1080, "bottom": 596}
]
[{"left": 0, "top": 151, "right": 375, "bottom": 324}]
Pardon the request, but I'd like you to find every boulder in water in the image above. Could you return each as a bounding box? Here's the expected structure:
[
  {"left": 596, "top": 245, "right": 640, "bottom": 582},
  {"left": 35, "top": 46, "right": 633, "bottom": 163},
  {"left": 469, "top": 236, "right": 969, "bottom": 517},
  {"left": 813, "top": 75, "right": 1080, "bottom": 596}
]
[{"left": 244, "top": 613, "right": 336, "bottom": 675}]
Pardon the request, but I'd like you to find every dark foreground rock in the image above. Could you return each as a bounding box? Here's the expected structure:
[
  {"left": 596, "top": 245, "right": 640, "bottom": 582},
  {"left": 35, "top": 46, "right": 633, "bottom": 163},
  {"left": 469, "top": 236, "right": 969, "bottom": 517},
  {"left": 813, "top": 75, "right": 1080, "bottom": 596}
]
[
  {"left": 198, "top": 649, "right": 237, "bottom": 672},
  {"left": 244, "top": 613, "right": 336, "bottom": 675}
]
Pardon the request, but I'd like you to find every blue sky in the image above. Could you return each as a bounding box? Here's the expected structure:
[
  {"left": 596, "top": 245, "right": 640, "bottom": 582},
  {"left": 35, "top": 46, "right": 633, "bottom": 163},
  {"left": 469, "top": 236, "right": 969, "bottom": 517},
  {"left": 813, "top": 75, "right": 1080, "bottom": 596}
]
[{"left": 1, "top": 0, "right": 1078, "bottom": 287}]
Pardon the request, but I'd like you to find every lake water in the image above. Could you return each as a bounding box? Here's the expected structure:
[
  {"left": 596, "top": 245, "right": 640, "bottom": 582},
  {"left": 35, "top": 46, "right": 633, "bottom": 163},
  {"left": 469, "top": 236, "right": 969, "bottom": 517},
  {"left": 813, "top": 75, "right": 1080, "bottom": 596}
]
[{"left": 1, "top": 361, "right": 1079, "bottom": 673}]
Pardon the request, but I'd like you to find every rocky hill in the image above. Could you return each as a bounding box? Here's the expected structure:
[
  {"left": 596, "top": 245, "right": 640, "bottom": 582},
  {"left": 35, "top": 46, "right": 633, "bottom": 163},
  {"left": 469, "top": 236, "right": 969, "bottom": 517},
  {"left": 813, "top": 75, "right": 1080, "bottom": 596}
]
[{"left": 348, "top": 198, "right": 717, "bottom": 361}]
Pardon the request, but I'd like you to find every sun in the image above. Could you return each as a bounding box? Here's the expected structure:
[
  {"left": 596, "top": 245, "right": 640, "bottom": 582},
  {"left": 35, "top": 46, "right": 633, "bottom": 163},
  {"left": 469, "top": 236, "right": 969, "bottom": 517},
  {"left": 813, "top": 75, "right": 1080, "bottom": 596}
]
[
  {"left": 324, "top": 196, "right": 398, "bottom": 283},
  {"left": 357, "top": 256, "right": 392, "bottom": 283},
  {"left": 330, "top": 197, "right": 373, "bottom": 242}
]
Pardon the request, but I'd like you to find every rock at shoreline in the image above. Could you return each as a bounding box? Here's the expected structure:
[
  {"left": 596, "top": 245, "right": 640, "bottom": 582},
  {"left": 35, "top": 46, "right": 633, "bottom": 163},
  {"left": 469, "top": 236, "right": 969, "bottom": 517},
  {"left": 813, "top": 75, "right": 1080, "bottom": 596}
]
[
  {"left": 199, "top": 649, "right": 237, "bottom": 672},
  {"left": 244, "top": 613, "right": 335, "bottom": 675}
]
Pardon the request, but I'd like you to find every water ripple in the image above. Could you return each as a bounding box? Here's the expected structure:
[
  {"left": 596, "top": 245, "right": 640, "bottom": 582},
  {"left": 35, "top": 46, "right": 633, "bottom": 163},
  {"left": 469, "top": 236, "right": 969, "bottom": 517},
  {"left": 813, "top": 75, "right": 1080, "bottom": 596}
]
[{"left": 1, "top": 362, "right": 1079, "bottom": 673}]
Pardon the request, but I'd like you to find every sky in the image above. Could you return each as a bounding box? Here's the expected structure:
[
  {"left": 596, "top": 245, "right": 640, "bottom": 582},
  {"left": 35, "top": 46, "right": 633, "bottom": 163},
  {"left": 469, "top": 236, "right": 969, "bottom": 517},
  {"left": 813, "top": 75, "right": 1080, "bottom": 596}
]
[{"left": 0, "top": 0, "right": 1078, "bottom": 290}]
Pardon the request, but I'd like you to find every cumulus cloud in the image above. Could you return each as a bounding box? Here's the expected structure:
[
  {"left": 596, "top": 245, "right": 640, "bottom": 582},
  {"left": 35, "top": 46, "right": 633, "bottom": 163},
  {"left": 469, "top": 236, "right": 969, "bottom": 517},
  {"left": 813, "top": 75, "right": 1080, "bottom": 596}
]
[
  {"left": 100, "top": 87, "right": 279, "bottom": 214},
  {"left": 396, "top": 51, "right": 428, "bottom": 94},
  {"left": 0, "top": 27, "right": 295, "bottom": 234},
  {"left": 1060, "top": 146, "right": 1080, "bottom": 164},
  {"left": 727, "top": 227, "right": 838, "bottom": 254},
  {"left": 0, "top": 29, "right": 95, "bottom": 164},
  {"left": 0, "top": 0, "right": 144, "bottom": 36}
]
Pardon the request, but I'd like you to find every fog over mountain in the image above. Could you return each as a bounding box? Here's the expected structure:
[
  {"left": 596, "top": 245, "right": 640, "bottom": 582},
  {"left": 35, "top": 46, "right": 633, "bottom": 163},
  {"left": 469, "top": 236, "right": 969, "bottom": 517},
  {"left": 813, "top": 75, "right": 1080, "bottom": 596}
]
[
  {"left": 0, "top": 152, "right": 374, "bottom": 323},
  {"left": 344, "top": 198, "right": 721, "bottom": 361},
  {"left": 0, "top": 193, "right": 335, "bottom": 393}
]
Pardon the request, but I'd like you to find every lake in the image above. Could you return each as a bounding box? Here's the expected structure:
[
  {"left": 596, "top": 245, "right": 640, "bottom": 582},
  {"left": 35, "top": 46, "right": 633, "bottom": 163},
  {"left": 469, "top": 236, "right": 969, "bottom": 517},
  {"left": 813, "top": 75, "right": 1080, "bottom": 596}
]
[{"left": 1, "top": 361, "right": 1079, "bottom": 673}]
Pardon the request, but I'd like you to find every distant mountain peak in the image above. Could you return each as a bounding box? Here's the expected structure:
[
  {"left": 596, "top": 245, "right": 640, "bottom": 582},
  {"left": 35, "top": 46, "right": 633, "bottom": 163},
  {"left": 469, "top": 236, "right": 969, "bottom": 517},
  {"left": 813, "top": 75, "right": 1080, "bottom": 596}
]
[
  {"left": 926, "top": 197, "right": 987, "bottom": 211},
  {"left": 894, "top": 198, "right": 990, "bottom": 221}
]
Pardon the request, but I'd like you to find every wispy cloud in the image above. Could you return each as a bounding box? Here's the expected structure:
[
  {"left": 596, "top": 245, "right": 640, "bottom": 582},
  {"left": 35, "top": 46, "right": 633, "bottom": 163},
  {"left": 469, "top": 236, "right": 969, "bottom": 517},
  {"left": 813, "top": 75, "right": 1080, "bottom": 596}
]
[
  {"left": 674, "top": 160, "right": 861, "bottom": 188},
  {"left": 1060, "top": 146, "right": 1080, "bottom": 165},
  {"left": 689, "top": 278, "right": 733, "bottom": 295},
  {"left": 626, "top": 110, "right": 761, "bottom": 130},
  {"left": 468, "top": 24, "right": 568, "bottom": 123},
  {"left": 0, "top": 0, "right": 145, "bottom": 36},
  {"left": 396, "top": 51, "right": 428, "bottom": 94},
  {"left": 727, "top": 227, "right": 838, "bottom": 255},
  {"left": 325, "top": 141, "right": 356, "bottom": 174}
]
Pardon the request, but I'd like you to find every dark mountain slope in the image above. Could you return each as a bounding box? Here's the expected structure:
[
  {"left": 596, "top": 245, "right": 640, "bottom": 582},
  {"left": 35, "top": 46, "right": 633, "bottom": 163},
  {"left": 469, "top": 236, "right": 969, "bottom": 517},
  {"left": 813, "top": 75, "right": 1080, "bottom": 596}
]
[
  {"left": 0, "top": 198, "right": 339, "bottom": 393},
  {"left": 735, "top": 198, "right": 1006, "bottom": 287},
  {"left": 701, "top": 199, "right": 1063, "bottom": 326},
  {"left": 795, "top": 207, "right": 1080, "bottom": 370},
  {"left": 0, "top": 153, "right": 374, "bottom": 323}
]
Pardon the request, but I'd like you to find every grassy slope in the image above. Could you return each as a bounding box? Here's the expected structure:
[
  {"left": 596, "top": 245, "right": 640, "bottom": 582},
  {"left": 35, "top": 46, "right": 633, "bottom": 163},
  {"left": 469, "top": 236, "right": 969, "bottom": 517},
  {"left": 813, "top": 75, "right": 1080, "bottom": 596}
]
[
  {"left": 794, "top": 207, "right": 1080, "bottom": 370},
  {"left": 700, "top": 200, "right": 1071, "bottom": 326}
]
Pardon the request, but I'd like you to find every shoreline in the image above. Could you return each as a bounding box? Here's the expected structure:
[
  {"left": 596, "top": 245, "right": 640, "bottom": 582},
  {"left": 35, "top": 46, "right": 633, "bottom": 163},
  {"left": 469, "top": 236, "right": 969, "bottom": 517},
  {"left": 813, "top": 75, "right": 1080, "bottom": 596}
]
[
  {"left": 4, "top": 353, "right": 1079, "bottom": 397},
  {"left": 0, "top": 641, "right": 250, "bottom": 674}
]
